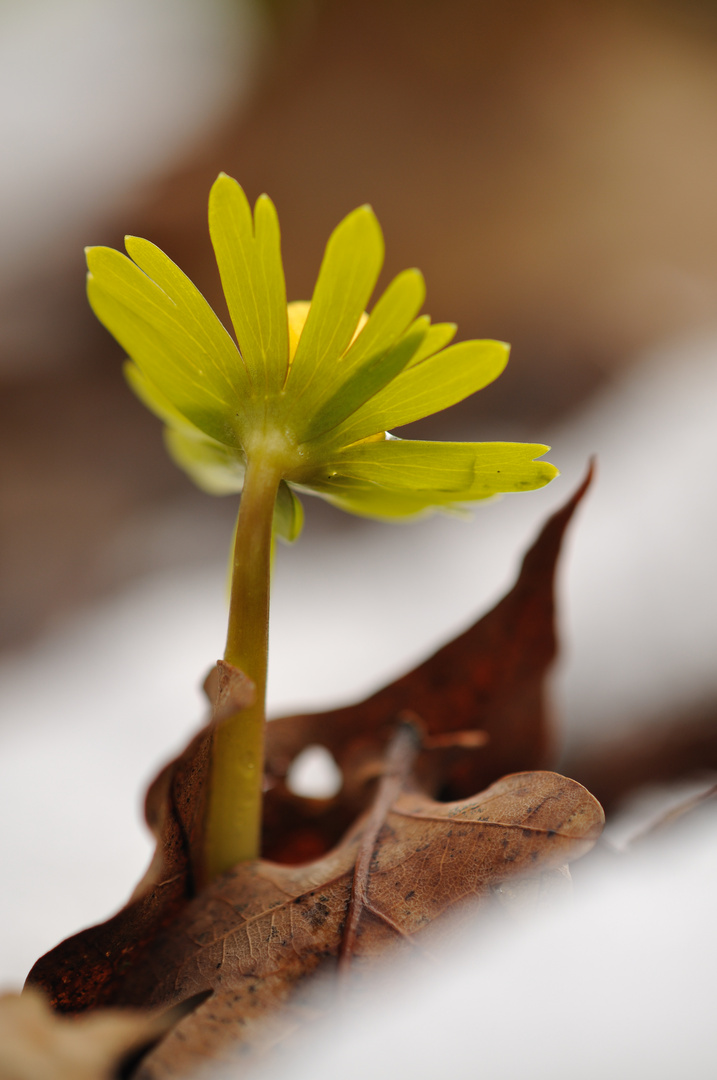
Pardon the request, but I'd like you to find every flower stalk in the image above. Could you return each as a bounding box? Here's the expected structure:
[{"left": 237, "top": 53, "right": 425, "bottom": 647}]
[{"left": 204, "top": 454, "right": 282, "bottom": 878}]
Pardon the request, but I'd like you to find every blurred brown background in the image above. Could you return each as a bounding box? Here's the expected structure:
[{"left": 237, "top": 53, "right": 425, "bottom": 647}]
[{"left": 3, "top": 0, "right": 717, "bottom": 647}]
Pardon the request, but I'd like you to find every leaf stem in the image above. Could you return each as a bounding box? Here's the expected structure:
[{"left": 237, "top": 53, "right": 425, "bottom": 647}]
[{"left": 203, "top": 453, "right": 281, "bottom": 880}]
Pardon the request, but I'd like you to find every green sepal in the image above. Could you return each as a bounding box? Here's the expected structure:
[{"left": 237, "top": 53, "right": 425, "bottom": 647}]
[
  {"left": 273, "top": 481, "right": 304, "bottom": 543},
  {"left": 163, "top": 427, "right": 246, "bottom": 496}
]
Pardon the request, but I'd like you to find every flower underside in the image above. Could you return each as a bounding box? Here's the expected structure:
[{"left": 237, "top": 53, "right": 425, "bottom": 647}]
[{"left": 86, "top": 173, "right": 557, "bottom": 541}]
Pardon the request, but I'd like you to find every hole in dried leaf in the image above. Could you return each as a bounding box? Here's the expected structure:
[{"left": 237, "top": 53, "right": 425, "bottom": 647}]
[{"left": 286, "top": 745, "right": 343, "bottom": 799}]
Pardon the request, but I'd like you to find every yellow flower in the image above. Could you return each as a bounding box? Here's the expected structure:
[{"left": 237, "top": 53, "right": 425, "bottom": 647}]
[{"left": 87, "top": 173, "right": 557, "bottom": 543}]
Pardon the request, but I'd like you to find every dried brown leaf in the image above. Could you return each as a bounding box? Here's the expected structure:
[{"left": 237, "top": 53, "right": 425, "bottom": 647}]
[
  {"left": 118, "top": 751, "right": 602, "bottom": 1078},
  {"left": 0, "top": 988, "right": 168, "bottom": 1080}
]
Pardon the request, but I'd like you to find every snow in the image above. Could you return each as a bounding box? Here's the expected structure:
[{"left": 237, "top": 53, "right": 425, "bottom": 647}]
[{"left": 252, "top": 806, "right": 717, "bottom": 1080}]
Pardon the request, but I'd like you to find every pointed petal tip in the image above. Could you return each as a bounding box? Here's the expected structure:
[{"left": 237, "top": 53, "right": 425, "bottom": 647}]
[
  {"left": 350, "top": 203, "right": 379, "bottom": 224},
  {"left": 84, "top": 245, "right": 106, "bottom": 264},
  {"left": 84, "top": 246, "right": 108, "bottom": 271},
  {"left": 210, "top": 172, "right": 239, "bottom": 197},
  {"left": 492, "top": 339, "right": 512, "bottom": 368},
  {"left": 254, "top": 192, "right": 280, "bottom": 219}
]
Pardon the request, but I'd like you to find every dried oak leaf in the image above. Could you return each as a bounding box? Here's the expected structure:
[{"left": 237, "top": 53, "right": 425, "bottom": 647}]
[
  {"left": 0, "top": 988, "right": 170, "bottom": 1080},
  {"left": 111, "top": 738, "right": 603, "bottom": 1079}
]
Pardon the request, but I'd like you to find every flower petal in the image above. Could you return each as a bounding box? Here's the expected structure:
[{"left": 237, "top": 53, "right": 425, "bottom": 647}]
[
  {"left": 332, "top": 338, "right": 510, "bottom": 445},
  {"left": 86, "top": 245, "right": 248, "bottom": 445},
  {"left": 208, "top": 175, "right": 289, "bottom": 392},
  {"left": 124, "top": 235, "right": 254, "bottom": 400},
  {"left": 164, "top": 426, "right": 245, "bottom": 495},
  {"left": 124, "top": 360, "right": 201, "bottom": 435},
  {"left": 405, "top": 321, "right": 457, "bottom": 368},
  {"left": 286, "top": 205, "right": 384, "bottom": 406},
  {"left": 317, "top": 438, "right": 558, "bottom": 497},
  {"left": 297, "top": 268, "right": 426, "bottom": 441},
  {"left": 302, "top": 324, "right": 433, "bottom": 449},
  {"left": 302, "top": 477, "right": 458, "bottom": 520}
]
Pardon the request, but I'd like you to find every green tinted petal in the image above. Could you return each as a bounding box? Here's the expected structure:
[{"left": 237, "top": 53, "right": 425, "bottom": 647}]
[
  {"left": 319, "top": 438, "right": 557, "bottom": 497},
  {"left": 334, "top": 339, "right": 510, "bottom": 445},
  {"left": 124, "top": 360, "right": 200, "bottom": 435},
  {"left": 164, "top": 426, "right": 245, "bottom": 495},
  {"left": 287, "top": 205, "right": 384, "bottom": 405},
  {"left": 87, "top": 247, "right": 246, "bottom": 445},
  {"left": 327, "top": 437, "right": 475, "bottom": 491},
  {"left": 405, "top": 321, "right": 457, "bottom": 368},
  {"left": 468, "top": 442, "right": 559, "bottom": 495},
  {"left": 302, "top": 315, "right": 429, "bottom": 444},
  {"left": 304, "top": 477, "right": 450, "bottom": 520},
  {"left": 303, "top": 473, "right": 487, "bottom": 520},
  {"left": 123, "top": 235, "right": 252, "bottom": 399},
  {"left": 127, "top": 360, "right": 246, "bottom": 497},
  {"left": 298, "top": 269, "right": 425, "bottom": 440},
  {"left": 273, "top": 480, "right": 304, "bottom": 543},
  {"left": 208, "top": 175, "right": 289, "bottom": 392}
]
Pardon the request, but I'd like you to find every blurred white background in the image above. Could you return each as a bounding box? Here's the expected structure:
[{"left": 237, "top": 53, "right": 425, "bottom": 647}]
[{"left": 0, "top": 0, "right": 259, "bottom": 310}]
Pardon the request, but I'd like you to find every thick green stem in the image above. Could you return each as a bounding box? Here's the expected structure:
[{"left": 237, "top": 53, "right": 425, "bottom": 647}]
[{"left": 203, "top": 454, "right": 281, "bottom": 880}]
